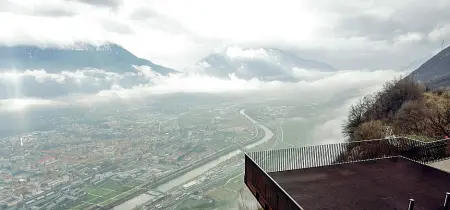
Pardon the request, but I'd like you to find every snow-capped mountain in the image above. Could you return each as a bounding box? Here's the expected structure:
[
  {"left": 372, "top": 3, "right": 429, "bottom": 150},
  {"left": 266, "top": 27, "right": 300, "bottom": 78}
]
[
  {"left": 0, "top": 42, "right": 178, "bottom": 75},
  {"left": 195, "top": 47, "right": 336, "bottom": 81},
  {"left": 0, "top": 42, "right": 180, "bottom": 99}
]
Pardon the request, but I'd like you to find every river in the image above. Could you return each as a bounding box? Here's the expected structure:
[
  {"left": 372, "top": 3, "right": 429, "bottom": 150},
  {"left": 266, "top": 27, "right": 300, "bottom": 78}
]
[{"left": 113, "top": 109, "right": 273, "bottom": 210}]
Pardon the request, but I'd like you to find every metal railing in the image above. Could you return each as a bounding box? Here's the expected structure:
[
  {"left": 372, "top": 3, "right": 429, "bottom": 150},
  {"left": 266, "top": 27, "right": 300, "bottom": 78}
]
[
  {"left": 244, "top": 137, "right": 450, "bottom": 210},
  {"left": 247, "top": 137, "right": 450, "bottom": 173}
]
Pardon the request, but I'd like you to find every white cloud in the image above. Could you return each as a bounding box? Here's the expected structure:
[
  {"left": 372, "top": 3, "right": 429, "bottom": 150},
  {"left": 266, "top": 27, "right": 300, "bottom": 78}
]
[
  {"left": 24, "top": 70, "right": 65, "bottom": 83},
  {"left": 0, "top": 69, "right": 123, "bottom": 84},
  {"left": 67, "top": 69, "right": 402, "bottom": 109},
  {"left": 0, "top": 0, "right": 438, "bottom": 113},
  {"left": 428, "top": 24, "right": 450, "bottom": 42},
  {"left": 0, "top": 67, "right": 402, "bottom": 101},
  {"left": 133, "top": 65, "right": 160, "bottom": 79},
  {"left": 225, "top": 47, "right": 270, "bottom": 60},
  {"left": 313, "top": 117, "right": 347, "bottom": 144},
  {"left": 0, "top": 66, "right": 403, "bottom": 146},
  {"left": 0, "top": 61, "right": 403, "bottom": 106},
  {"left": 2, "top": 0, "right": 446, "bottom": 70},
  {"left": 0, "top": 0, "right": 81, "bottom": 17},
  {"left": 291, "top": 68, "right": 333, "bottom": 80},
  {"left": 88, "top": 73, "right": 278, "bottom": 100},
  {"left": 312, "top": 96, "right": 365, "bottom": 144},
  {"left": 393, "top": 32, "right": 424, "bottom": 46},
  {"left": 0, "top": 98, "right": 66, "bottom": 112},
  {"left": 144, "top": 0, "right": 321, "bottom": 42}
]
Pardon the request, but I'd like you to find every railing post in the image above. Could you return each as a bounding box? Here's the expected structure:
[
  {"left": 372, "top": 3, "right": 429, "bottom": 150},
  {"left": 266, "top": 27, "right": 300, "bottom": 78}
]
[
  {"left": 408, "top": 199, "right": 415, "bottom": 210},
  {"left": 444, "top": 192, "right": 450, "bottom": 210}
]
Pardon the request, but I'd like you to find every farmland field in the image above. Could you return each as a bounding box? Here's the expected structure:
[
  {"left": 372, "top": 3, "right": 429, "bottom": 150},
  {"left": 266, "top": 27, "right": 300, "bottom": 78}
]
[{"left": 70, "top": 180, "right": 142, "bottom": 209}]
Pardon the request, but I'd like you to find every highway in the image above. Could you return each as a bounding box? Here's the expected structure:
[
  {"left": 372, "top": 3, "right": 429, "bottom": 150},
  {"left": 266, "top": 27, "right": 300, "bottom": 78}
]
[
  {"left": 152, "top": 109, "right": 272, "bottom": 193},
  {"left": 151, "top": 160, "right": 244, "bottom": 210},
  {"left": 123, "top": 109, "right": 274, "bottom": 210}
]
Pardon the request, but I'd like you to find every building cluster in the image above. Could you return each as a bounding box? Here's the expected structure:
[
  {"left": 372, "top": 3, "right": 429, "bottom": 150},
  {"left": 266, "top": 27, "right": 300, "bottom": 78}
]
[{"left": 0, "top": 106, "right": 255, "bottom": 209}]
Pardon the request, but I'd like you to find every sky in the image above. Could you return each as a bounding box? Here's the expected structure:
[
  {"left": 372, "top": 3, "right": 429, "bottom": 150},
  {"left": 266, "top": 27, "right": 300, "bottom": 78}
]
[
  {"left": 0, "top": 0, "right": 448, "bottom": 142},
  {"left": 1, "top": 0, "right": 450, "bottom": 70}
]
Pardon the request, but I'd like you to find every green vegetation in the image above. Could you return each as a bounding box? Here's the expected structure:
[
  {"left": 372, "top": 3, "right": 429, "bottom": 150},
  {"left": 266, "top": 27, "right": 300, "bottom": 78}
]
[
  {"left": 174, "top": 199, "right": 217, "bottom": 210},
  {"left": 178, "top": 111, "right": 217, "bottom": 128},
  {"left": 70, "top": 180, "right": 140, "bottom": 210},
  {"left": 201, "top": 172, "right": 247, "bottom": 210},
  {"left": 85, "top": 193, "right": 100, "bottom": 201},
  {"left": 343, "top": 77, "right": 450, "bottom": 141},
  {"left": 71, "top": 202, "right": 92, "bottom": 210},
  {"left": 100, "top": 180, "right": 122, "bottom": 190},
  {"left": 86, "top": 187, "right": 110, "bottom": 196}
]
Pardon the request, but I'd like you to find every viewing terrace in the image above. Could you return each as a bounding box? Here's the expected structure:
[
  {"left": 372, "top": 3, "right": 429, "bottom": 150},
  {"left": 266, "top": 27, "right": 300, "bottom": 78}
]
[{"left": 244, "top": 137, "right": 450, "bottom": 210}]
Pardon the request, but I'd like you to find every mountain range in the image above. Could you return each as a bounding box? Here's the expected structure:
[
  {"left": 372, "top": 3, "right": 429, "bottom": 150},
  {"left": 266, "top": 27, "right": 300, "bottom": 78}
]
[
  {"left": 0, "top": 42, "right": 338, "bottom": 82},
  {"left": 1, "top": 41, "right": 449, "bottom": 86},
  {"left": 0, "top": 43, "right": 340, "bottom": 99},
  {"left": 409, "top": 45, "right": 450, "bottom": 89},
  {"left": 0, "top": 42, "right": 177, "bottom": 75},
  {"left": 194, "top": 47, "right": 336, "bottom": 81}
]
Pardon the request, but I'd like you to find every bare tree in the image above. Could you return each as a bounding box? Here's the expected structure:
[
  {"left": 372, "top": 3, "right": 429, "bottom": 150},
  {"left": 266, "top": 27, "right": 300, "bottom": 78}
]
[
  {"left": 394, "top": 96, "right": 450, "bottom": 137},
  {"left": 368, "top": 77, "right": 425, "bottom": 121},
  {"left": 354, "top": 120, "right": 385, "bottom": 141},
  {"left": 394, "top": 100, "right": 428, "bottom": 135},
  {"left": 423, "top": 99, "right": 450, "bottom": 137},
  {"left": 343, "top": 77, "right": 426, "bottom": 141},
  {"left": 342, "top": 96, "right": 373, "bottom": 141}
]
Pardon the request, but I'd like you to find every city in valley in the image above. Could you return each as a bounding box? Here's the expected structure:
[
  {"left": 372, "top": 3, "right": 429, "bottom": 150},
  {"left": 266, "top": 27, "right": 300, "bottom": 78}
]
[{"left": 0, "top": 95, "right": 334, "bottom": 210}]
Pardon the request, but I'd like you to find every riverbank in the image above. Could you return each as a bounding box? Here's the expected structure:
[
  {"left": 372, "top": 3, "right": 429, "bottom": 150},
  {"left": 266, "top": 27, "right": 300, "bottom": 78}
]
[{"left": 111, "top": 109, "right": 274, "bottom": 209}]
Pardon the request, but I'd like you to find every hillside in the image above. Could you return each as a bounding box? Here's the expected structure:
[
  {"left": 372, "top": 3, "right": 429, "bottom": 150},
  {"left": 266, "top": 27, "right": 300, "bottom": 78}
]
[
  {"left": 195, "top": 47, "right": 335, "bottom": 81},
  {"left": 343, "top": 77, "right": 450, "bottom": 142},
  {"left": 409, "top": 45, "right": 450, "bottom": 89},
  {"left": 0, "top": 43, "right": 178, "bottom": 75},
  {"left": 344, "top": 45, "right": 450, "bottom": 142}
]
